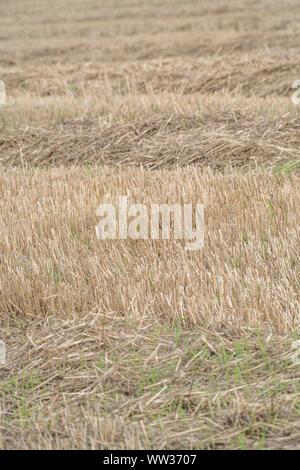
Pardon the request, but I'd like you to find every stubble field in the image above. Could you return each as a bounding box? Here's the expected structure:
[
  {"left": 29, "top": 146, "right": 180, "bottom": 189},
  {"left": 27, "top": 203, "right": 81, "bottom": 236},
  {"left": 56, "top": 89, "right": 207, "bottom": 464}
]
[{"left": 0, "top": 0, "right": 299, "bottom": 449}]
